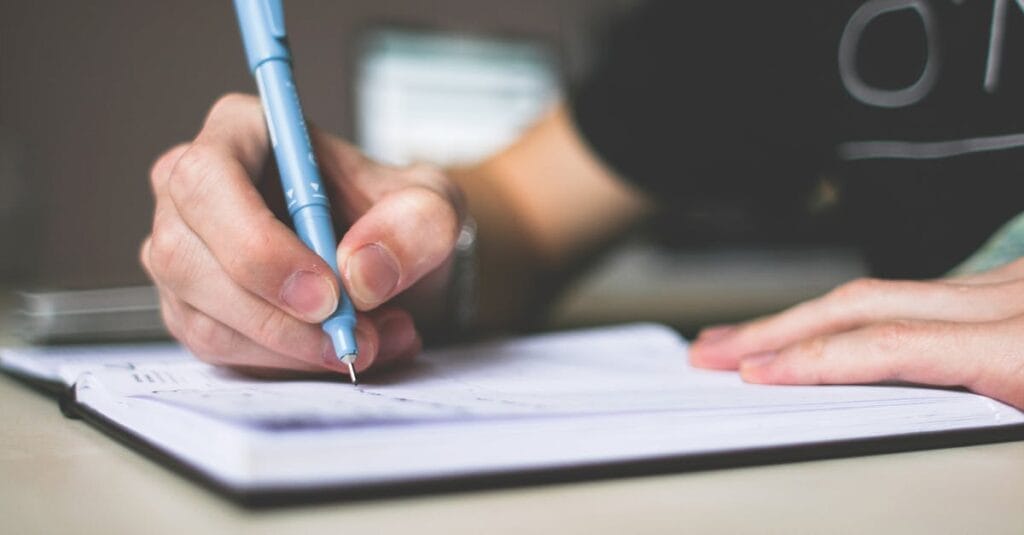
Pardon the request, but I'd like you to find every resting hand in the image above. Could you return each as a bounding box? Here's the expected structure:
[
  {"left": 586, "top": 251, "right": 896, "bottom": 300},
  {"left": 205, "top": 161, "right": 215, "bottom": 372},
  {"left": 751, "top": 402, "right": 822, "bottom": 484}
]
[
  {"left": 141, "top": 94, "right": 465, "bottom": 376},
  {"left": 690, "top": 259, "right": 1024, "bottom": 410}
]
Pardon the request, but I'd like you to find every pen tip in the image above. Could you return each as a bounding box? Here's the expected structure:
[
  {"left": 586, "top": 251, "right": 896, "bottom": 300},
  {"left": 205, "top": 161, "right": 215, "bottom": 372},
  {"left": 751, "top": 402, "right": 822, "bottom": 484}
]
[{"left": 346, "top": 361, "right": 358, "bottom": 386}]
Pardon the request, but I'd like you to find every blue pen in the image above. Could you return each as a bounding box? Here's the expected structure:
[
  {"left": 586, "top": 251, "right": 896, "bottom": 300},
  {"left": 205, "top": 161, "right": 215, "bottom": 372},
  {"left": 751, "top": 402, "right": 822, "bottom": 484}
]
[{"left": 234, "top": 0, "right": 359, "bottom": 383}]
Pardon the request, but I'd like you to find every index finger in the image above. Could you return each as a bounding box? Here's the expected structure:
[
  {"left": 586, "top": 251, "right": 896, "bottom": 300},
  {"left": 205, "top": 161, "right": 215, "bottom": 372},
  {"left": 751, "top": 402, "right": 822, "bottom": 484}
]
[
  {"left": 690, "top": 277, "right": 1016, "bottom": 370},
  {"left": 192, "top": 93, "right": 271, "bottom": 177},
  {"left": 167, "top": 94, "right": 341, "bottom": 323},
  {"left": 739, "top": 318, "right": 1024, "bottom": 409}
]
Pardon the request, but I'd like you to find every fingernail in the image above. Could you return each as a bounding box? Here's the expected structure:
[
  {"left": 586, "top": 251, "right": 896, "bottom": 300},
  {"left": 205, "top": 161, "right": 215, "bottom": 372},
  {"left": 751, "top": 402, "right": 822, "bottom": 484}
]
[
  {"left": 282, "top": 270, "right": 338, "bottom": 322},
  {"left": 696, "top": 325, "right": 737, "bottom": 344},
  {"left": 345, "top": 244, "right": 400, "bottom": 307},
  {"left": 740, "top": 351, "right": 778, "bottom": 370}
]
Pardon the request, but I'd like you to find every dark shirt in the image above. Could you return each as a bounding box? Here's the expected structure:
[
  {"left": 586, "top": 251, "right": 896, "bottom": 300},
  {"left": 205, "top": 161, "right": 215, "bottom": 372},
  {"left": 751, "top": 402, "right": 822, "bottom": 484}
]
[{"left": 572, "top": 1, "right": 1024, "bottom": 278}]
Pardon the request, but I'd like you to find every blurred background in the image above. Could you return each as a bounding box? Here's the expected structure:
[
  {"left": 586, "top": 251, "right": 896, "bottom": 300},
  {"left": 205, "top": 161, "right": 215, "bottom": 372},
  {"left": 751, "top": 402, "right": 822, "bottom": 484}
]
[{"left": 0, "top": 0, "right": 864, "bottom": 337}]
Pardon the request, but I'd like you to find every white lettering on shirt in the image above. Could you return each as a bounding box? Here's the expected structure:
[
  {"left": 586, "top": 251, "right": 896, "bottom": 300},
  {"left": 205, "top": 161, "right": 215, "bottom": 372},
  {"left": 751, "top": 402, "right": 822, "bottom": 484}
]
[{"left": 840, "top": 0, "right": 1022, "bottom": 106}]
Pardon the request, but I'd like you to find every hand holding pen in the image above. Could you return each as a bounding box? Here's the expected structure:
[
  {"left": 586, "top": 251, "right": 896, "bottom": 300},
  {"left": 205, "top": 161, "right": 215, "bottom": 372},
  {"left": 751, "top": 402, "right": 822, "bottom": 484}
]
[{"left": 140, "top": 94, "right": 465, "bottom": 377}]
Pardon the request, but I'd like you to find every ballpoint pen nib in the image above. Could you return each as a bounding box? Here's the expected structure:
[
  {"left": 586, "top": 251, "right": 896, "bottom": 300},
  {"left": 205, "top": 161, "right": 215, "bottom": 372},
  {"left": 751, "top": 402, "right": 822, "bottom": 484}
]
[{"left": 345, "top": 361, "right": 358, "bottom": 386}]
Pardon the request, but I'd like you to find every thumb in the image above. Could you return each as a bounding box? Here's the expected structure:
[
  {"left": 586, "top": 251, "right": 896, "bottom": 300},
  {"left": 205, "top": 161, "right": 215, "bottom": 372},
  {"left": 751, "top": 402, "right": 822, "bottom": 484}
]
[{"left": 337, "top": 186, "right": 461, "bottom": 310}]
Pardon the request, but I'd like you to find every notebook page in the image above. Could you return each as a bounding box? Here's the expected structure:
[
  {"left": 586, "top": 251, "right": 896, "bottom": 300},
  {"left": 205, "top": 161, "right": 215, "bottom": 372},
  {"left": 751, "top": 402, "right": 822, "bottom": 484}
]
[
  {"left": 0, "top": 343, "right": 189, "bottom": 385},
  {"left": 77, "top": 324, "right": 691, "bottom": 427},
  {"left": 80, "top": 323, "right": 1023, "bottom": 427},
  {"left": 74, "top": 323, "right": 1024, "bottom": 489}
]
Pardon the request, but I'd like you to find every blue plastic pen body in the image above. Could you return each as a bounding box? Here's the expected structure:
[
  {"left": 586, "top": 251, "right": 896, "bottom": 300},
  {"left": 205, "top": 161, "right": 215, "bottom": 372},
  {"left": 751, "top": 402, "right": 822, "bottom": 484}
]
[{"left": 234, "top": 0, "right": 359, "bottom": 364}]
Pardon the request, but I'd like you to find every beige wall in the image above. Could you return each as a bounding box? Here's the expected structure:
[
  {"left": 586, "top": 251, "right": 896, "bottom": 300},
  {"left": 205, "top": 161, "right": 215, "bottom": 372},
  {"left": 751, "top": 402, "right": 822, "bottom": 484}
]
[{"left": 0, "top": 0, "right": 629, "bottom": 288}]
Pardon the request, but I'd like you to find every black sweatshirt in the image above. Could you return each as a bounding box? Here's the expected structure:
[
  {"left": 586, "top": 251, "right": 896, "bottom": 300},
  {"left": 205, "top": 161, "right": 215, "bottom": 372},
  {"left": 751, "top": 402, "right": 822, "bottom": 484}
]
[{"left": 572, "top": 0, "right": 1024, "bottom": 278}]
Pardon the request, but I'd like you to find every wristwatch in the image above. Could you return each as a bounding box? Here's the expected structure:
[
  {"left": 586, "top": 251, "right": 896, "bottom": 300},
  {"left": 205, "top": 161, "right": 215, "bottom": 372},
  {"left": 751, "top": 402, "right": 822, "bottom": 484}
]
[{"left": 445, "top": 216, "right": 478, "bottom": 336}]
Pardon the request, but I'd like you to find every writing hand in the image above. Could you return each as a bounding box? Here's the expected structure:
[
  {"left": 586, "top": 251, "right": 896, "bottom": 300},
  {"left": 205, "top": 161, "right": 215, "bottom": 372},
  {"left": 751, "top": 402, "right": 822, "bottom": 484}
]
[{"left": 141, "top": 94, "right": 465, "bottom": 377}]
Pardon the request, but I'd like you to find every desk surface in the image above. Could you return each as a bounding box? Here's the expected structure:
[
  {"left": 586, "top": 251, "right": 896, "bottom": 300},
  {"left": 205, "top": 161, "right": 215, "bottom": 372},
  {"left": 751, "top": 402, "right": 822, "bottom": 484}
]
[{"left": 1, "top": 374, "right": 1022, "bottom": 534}]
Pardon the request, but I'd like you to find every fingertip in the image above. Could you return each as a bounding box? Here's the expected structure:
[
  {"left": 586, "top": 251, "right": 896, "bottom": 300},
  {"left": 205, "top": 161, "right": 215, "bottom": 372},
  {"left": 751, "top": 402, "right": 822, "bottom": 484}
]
[
  {"left": 402, "top": 333, "right": 423, "bottom": 362},
  {"left": 688, "top": 344, "right": 740, "bottom": 370},
  {"left": 341, "top": 243, "right": 401, "bottom": 310},
  {"left": 319, "top": 336, "right": 348, "bottom": 374},
  {"left": 687, "top": 349, "right": 713, "bottom": 369},
  {"left": 376, "top": 310, "right": 420, "bottom": 363},
  {"left": 352, "top": 321, "right": 380, "bottom": 373},
  {"left": 689, "top": 327, "right": 745, "bottom": 370}
]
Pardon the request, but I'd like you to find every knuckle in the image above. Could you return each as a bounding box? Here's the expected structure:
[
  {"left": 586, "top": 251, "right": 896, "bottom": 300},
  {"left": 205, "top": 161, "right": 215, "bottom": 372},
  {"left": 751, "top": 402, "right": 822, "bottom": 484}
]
[
  {"left": 183, "top": 312, "right": 235, "bottom": 362},
  {"left": 149, "top": 143, "right": 189, "bottom": 193},
  {"left": 208, "top": 92, "right": 259, "bottom": 121},
  {"left": 780, "top": 337, "right": 830, "bottom": 384},
  {"left": 868, "top": 321, "right": 914, "bottom": 355},
  {"left": 793, "top": 336, "right": 828, "bottom": 361},
  {"left": 167, "top": 144, "right": 223, "bottom": 209},
  {"left": 402, "top": 186, "right": 461, "bottom": 244},
  {"left": 148, "top": 220, "right": 200, "bottom": 286},
  {"left": 829, "top": 277, "right": 884, "bottom": 302}
]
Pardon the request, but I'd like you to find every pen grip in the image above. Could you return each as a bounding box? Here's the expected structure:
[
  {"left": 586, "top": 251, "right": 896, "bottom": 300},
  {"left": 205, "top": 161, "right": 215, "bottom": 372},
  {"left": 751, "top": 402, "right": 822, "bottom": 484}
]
[{"left": 254, "top": 60, "right": 355, "bottom": 319}]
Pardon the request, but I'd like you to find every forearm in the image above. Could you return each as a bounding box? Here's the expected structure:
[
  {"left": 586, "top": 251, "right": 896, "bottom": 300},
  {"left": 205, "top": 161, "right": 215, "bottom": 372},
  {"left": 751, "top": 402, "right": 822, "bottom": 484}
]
[{"left": 451, "top": 104, "right": 651, "bottom": 331}]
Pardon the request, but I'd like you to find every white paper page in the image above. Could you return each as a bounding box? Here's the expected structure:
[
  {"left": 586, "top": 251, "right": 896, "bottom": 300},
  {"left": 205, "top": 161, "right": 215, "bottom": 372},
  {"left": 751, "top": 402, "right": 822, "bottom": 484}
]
[
  {"left": 74, "top": 323, "right": 1024, "bottom": 489},
  {"left": 78, "top": 324, "right": 689, "bottom": 426},
  {"left": 84, "top": 323, "right": 1023, "bottom": 427},
  {"left": 0, "top": 343, "right": 190, "bottom": 385}
]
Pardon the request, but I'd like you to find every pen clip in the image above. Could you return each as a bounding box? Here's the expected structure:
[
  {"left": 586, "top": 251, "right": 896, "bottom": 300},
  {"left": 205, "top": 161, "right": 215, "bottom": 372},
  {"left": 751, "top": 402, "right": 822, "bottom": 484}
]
[
  {"left": 234, "top": 0, "right": 290, "bottom": 71},
  {"left": 260, "top": 0, "right": 286, "bottom": 39}
]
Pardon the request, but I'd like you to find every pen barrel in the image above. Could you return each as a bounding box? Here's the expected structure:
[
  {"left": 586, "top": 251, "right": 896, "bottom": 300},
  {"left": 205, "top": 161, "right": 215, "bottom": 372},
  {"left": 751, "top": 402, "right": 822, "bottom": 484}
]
[
  {"left": 254, "top": 60, "right": 329, "bottom": 216},
  {"left": 254, "top": 60, "right": 357, "bottom": 329},
  {"left": 291, "top": 204, "right": 341, "bottom": 274}
]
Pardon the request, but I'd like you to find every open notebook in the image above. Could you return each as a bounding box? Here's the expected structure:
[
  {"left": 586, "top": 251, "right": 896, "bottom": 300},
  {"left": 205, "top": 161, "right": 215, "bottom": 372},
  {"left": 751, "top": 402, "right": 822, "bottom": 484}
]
[{"left": 3, "top": 323, "right": 1023, "bottom": 505}]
